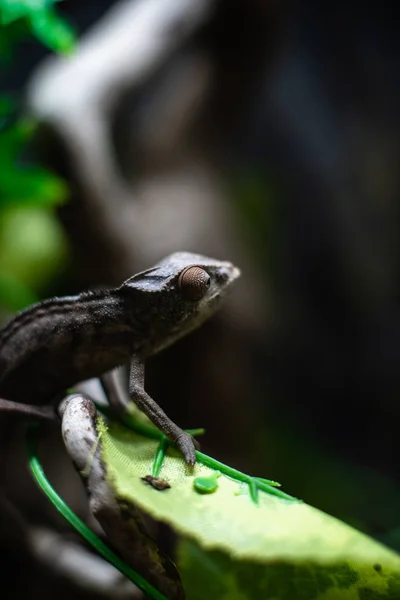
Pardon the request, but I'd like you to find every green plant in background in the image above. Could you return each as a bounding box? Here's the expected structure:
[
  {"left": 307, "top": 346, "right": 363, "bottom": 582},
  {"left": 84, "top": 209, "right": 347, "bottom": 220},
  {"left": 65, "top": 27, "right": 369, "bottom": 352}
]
[
  {"left": 0, "top": 0, "right": 75, "bottom": 56},
  {"left": 0, "top": 0, "right": 74, "bottom": 315}
]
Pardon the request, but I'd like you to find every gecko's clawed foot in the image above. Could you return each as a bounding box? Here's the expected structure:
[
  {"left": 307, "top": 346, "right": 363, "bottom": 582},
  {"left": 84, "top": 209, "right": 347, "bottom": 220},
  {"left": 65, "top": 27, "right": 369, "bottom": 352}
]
[{"left": 175, "top": 431, "right": 198, "bottom": 466}]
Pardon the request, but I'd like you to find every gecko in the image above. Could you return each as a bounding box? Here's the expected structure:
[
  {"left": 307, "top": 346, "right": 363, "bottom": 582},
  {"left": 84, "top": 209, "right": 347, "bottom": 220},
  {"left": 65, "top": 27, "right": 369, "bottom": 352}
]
[{"left": 0, "top": 252, "right": 240, "bottom": 464}]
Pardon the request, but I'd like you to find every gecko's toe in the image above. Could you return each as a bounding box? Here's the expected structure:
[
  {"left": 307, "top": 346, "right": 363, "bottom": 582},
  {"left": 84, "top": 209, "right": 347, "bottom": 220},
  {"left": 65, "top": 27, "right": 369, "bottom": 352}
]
[
  {"left": 176, "top": 432, "right": 197, "bottom": 466},
  {"left": 187, "top": 449, "right": 197, "bottom": 466}
]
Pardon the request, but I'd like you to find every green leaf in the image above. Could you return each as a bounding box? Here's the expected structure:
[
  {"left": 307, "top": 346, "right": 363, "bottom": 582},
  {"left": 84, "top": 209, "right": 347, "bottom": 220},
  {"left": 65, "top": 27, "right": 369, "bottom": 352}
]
[
  {"left": 0, "top": 0, "right": 33, "bottom": 25},
  {"left": 0, "top": 117, "right": 68, "bottom": 208},
  {"left": 99, "top": 420, "right": 400, "bottom": 600},
  {"left": 29, "top": 10, "right": 75, "bottom": 54},
  {"left": 0, "top": 0, "right": 63, "bottom": 25},
  {"left": 178, "top": 539, "right": 400, "bottom": 600},
  {"left": 0, "top": 1, "right": 75, "bottom": 54},
  {"left": 0, "top": 166, "right": 68, "bottom": 207},
  {"left": 0, "top": 206, "right": 68, "bottom": 291},
  {"left": 0, "top": 117, "right": 35, "bottom": 161}
]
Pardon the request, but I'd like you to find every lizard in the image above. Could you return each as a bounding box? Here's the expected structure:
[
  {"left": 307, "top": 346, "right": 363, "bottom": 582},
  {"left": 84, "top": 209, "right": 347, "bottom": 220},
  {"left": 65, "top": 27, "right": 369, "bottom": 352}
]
[{"left": 0, "top": 252, "right": 240, "bottom": 464}]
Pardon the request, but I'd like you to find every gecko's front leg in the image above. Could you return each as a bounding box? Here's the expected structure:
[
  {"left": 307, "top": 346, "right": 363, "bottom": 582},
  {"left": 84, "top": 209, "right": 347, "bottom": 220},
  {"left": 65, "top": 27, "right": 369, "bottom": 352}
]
[{"left": 128, "top": 355, "right": 198, "bottom": 466}]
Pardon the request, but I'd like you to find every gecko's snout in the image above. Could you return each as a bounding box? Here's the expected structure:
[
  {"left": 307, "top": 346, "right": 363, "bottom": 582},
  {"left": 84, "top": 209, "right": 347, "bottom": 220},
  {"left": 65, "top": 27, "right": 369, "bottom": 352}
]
[{"left": 216, "top": 263, "right": 241, "bottom": 285}]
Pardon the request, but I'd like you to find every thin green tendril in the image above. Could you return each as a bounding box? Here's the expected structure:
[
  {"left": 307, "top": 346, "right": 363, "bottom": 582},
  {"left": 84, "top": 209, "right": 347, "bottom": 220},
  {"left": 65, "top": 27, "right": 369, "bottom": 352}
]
[
  {"left": 152, "top": 435, "right": 169, "bottom": 477},
  {"left": 26, "top": 424, "right": 168, "bottom": 600},
  {"left": 248, "top": 478, "right": 259, "bottom": 504}
]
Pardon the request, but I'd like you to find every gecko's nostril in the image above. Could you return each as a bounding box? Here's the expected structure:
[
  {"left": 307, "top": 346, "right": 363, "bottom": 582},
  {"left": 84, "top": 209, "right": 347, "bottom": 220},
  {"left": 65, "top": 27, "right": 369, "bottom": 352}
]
[
  {"left": 216, "top": 269, "right": 229, "bottom": 283},
  {"left": 215, "top": 269, "right": 228, "bottom": 283}
]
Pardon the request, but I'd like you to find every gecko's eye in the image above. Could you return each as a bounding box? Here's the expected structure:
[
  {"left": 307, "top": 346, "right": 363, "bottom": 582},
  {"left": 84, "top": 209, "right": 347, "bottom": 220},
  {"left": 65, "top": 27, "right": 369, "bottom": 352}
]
[{"left": 178, "top": 266, "right": 211, "bottom": 300}]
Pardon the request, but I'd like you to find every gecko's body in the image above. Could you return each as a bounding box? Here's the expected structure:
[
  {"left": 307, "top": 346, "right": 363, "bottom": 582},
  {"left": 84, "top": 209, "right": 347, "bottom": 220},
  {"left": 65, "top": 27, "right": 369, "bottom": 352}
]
[
  {"left": 0, "top": 252, "right": 239, "bottom": 463},
  {"left": 0, "top": 291, "right": 137, "bottom": 405}
]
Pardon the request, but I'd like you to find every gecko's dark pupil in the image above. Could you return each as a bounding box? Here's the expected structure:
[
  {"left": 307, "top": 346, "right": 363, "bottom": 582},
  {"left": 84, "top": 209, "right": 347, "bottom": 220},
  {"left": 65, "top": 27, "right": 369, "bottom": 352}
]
[{"left": 178, "top": 266, "right": 211, "bottom": 300}]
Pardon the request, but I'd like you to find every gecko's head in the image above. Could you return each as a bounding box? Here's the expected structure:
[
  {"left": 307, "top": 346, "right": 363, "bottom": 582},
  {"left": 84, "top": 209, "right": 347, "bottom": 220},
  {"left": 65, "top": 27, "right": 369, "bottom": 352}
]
[{"left": 120, "top": 252, "right": 240, "bottom": 356}]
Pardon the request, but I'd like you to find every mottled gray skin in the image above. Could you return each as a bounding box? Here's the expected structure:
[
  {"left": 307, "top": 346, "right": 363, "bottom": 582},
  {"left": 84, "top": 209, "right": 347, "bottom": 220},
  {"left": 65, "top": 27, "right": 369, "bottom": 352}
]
[{"left": 0, "top": 252, "right": 240, "bottom": 463}]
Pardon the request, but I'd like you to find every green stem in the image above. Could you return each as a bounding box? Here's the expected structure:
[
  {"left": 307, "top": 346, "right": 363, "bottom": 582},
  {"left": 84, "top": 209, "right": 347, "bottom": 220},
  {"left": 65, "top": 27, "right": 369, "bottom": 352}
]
[
  {"left": 197, "top": 452, "right": 297, "bottom": 502},
  {"left": 248, "top": 478, "right": 259, "bottom": 504},
  {"left": 152, "top": 436, "right": 168, "bottom": 477}
]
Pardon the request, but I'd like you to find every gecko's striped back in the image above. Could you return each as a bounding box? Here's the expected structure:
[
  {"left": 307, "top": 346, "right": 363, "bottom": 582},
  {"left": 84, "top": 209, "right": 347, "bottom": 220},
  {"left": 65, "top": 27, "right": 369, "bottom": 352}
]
[{"left": 0, "top": 292, "right": 135, "bottom": 405}]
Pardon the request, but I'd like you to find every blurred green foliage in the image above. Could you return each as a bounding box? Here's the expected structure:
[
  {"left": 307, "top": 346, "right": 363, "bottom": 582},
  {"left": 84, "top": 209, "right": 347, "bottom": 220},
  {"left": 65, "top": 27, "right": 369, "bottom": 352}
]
[
  {"left": 0, "top": 0, "right": 75, "bottom": 317},
  {"left": 0, "top": 0, "right": 75, "bottom": 56},
  {"left": 0, "top": 104, "right": 67, "bottom": 208}
]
